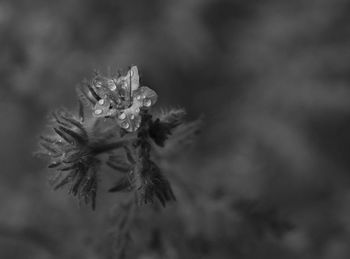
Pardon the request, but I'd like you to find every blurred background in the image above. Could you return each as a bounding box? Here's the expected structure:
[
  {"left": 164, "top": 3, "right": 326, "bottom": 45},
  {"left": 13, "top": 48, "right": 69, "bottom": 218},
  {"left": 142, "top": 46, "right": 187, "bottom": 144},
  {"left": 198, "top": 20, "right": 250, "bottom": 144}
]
[{"left": 1, "top": 0, "right": 350, "bottom": 258}]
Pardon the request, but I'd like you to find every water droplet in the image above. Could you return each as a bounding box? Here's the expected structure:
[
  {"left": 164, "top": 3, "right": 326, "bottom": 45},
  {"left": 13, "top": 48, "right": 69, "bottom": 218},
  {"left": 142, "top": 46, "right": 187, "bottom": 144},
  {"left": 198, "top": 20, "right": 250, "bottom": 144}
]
[
  {"left": 130, "top": 114, "right": 135, "bottom": 120},
  {"left": 118, "top": 112, "right": 126, "bottom": 120},
  {"left": 98, "top": 99, "right": 105, "bottom": 105},
  {"left": 136, "top": 95, "right": 142, "bottom": 101},
  {"left": 95, "top": 109, "right": 102, "bottom": 115},
  {"left": 121, "top": 121, "right": 129, "bottom": 129},
  {"left": 143, "top": 99, "right": 152, "bottom": 107}
]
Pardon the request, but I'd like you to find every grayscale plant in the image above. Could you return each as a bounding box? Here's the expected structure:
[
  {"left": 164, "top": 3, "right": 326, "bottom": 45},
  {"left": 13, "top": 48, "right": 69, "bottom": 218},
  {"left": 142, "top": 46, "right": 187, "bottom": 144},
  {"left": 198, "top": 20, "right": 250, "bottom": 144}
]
[{"left": 37, "top": 66, "right": 200, "bottom": 210}]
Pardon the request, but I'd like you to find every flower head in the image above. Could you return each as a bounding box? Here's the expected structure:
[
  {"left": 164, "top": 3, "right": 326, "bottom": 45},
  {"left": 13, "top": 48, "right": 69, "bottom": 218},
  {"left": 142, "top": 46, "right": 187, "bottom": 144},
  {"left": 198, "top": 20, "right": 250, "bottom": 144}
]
[{"left": 88, "top": 66, "right": 158, "bottom": 132}]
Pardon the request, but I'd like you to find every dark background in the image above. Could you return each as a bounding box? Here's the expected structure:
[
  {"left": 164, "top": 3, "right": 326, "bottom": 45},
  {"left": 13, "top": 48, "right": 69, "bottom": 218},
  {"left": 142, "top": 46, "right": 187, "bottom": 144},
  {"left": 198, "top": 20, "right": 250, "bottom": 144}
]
[{"left": 1, "top": 0, "right": 350, "bottom": 258}]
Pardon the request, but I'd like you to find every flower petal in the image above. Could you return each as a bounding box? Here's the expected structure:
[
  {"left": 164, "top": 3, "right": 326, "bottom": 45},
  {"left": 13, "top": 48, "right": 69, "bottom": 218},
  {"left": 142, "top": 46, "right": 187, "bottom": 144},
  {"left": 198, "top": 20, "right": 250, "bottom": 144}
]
[
  {"left": 125, "top": 66, "right": 140, "bottom": 92},
  {"left": 116, "top": 66, "right": 140, "bottom": 91},
  {"left": 116, "top": 106, "right": 142, "bottom": 132},
  {"left": 133, "top": 86, "right": 158, "bottom": 108},
  {"left": 92, "top": 98, "right": 114, "bottom": 117}
]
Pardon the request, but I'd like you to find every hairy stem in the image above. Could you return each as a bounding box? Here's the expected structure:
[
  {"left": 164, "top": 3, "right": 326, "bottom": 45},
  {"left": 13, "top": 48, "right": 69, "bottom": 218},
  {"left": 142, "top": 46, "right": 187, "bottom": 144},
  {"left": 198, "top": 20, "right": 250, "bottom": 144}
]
[{"left": 93, "top": 137, "right": 136, "bottom": 155}]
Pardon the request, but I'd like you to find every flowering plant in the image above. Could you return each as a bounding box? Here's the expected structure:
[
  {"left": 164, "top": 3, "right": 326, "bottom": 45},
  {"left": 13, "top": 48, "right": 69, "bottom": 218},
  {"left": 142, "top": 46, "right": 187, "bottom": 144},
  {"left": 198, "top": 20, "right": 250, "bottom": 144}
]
[{"left": 37, "top": 66, "right": 199, "bottom": 210}]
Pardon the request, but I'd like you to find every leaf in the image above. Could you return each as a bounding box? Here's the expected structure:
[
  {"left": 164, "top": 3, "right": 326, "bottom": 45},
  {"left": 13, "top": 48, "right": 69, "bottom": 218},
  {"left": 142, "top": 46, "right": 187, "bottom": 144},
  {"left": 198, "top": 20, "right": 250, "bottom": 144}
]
[
  {"left": 148, "top": 119, "right": 172, "bottom": 147},
  {"left": 53, "top": 172, "right": 73, "bottom": 190},
  {"left": 48, "top": 161, "right": 61, "bottom": 168},
  {"left": 86, "top": 81, "right": 101, "bottom": 101},
  {"left": 158, "top": 108, "right": 186, "bottom": 125},
  {"left": 76, "top": 84, "right": 96, "bottom": 105},
  {"left": 54, "top": 127, "right": 73, "bottom": 144},
  {"left": 158, "top": 118, "right": 202, "bottom": 154},
  {"left": 78, "top": 99, "right": 85, "bottom": 122},
  {"left": 39, "top": 141, "right": 60, "bottom": 154},
  {"left": 106, "top": 161, "right": 132, "bottom": 173},
  {"left": 137, "top": 161, "right": 176, "bottom": 206},
  {"left": 108, "top": 177, "right": 131, "bottom": 193},
  {"left": 59, "top": 113, "right": 87, "bottom": 137},
  {"left": 69, "top": 171, "right": 85, "bottom": 196},
  {"left": 58, "top": 126, "right": 87, "bottom": 145},
  {"left": 149, "top": 108, "right": 189, "bottom": 147},
  {"left": 123, "top": 146, "right": 136, "bottom": 164}
]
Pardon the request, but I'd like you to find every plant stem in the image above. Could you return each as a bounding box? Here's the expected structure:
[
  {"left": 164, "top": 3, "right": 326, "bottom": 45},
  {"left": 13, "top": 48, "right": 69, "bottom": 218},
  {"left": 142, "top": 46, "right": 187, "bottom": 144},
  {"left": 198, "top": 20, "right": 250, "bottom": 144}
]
[{"left": 93, "top": 137, "right": 136, "bottom": 154}]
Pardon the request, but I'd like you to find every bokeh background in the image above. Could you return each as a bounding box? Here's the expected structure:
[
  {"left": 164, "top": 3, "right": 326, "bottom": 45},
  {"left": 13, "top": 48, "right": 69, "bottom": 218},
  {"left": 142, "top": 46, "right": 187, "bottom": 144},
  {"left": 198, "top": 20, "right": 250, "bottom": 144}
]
[{"left": 1, "top": 0, "right": 350, "bottom": 258}]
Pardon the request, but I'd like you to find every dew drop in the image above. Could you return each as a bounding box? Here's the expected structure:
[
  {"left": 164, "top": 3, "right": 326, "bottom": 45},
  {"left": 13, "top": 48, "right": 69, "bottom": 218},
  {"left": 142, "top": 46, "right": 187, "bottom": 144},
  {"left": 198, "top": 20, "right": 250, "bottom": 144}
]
[
  {"left": 130, "top": 114, "right": 135, "bottom": 120},
  {"left": 143, "top": 99, "right": 152, "bottom": 107},
  {"left": 136, "top": 95, "right": 142, "bottom": 101},
  {"left": 98, "top": 99, "right": 105, "bottom": 105},
  {"left": 121, "top": 121, "right": 129, "bottom": 129},
  {"left": 95, "top": 109, "right": 102, "bottom": 115},
  {"left": 118, "top": 112, "right": 126, "bottom": 120}
]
